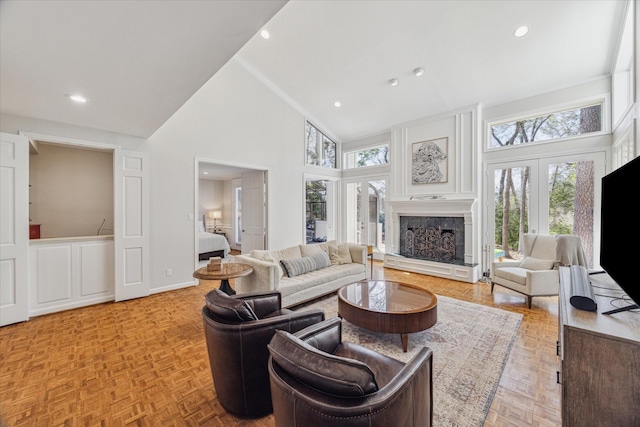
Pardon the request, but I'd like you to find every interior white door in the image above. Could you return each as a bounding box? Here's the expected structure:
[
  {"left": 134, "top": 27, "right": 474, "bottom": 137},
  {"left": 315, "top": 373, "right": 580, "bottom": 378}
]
[
  {"left": 0, "top": 132, "right": 29, "bottom": 326},
  {"left": 241, "top": 170, "right": 266, "bottom": 253},
  {"left": 114, "top": 150, "right": 150, "bottom": 301}
]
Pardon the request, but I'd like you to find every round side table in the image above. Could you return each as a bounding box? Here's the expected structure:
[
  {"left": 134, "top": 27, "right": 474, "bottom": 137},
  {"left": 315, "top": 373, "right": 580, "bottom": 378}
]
[{"left": 193, "top": 263, "right": 253, "bottom": 295}]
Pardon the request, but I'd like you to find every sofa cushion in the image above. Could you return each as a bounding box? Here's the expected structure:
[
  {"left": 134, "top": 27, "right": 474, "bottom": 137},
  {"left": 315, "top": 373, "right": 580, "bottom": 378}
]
[
  {"left": 309, "top": 251, "right": 331, "bottom": 269},
  {"left": 280, "top": 251, "right": 331, "bottom": 278},
  {"left": 205, "top": 289, "right": 258, "bottom": 322},
  {"left": 494, "top": 267, "right": 527, "bottom": 285},
  {"left": 278, "top": 263, "right": 365, "bottom": 298},
  {"left": 300, "top": 240, "right": 336, "bottom": 256},
  {"left": 519, "top": 256, "right": 554, "bottom": 271},
  {"left": 268, "top": 330, "right": 378, "bottom": 397},
  {"left": 329, "top": 244, "right": 352, "bottom": 265}
]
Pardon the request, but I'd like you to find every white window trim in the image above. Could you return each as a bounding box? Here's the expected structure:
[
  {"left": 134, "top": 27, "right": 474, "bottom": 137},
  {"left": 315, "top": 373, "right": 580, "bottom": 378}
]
[
  {"left": 343, "top": 144, "right": 390, "bottom": 170},
  {"left": 484, "top": 94, "right": 610, "bottom": 152}
]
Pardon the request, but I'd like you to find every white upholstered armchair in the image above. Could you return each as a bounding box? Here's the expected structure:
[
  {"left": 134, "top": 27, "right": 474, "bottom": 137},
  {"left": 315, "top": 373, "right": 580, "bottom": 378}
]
[{"left": 491, "top": 233, "right": 559, "bottom": 309}]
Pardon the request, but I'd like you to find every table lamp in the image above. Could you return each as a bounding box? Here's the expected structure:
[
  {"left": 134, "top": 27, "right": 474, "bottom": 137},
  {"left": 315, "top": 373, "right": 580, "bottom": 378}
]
[{"left": 208, "top": 210, "right": 222, "bottom": 231}]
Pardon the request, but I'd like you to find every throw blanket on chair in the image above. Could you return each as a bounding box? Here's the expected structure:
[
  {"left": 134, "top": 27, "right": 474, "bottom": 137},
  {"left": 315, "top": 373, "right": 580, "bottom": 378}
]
[{"left": 555, "top": 235, "right": 588, "bottom": 268}]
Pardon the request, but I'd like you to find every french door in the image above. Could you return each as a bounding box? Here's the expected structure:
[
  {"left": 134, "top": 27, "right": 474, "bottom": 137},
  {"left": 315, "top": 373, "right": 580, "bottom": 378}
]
[
  {"left": 486, "top": 152, "right": 605, "bottom": 273},
  {"left": 343, "top": 177, "right": 387, "bottom": 256}
]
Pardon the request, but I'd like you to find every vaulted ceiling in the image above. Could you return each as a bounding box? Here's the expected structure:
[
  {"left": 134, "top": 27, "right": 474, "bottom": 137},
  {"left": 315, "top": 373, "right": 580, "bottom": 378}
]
[{"left": 0, "top": 1, "right": 628, "bottom": 142}]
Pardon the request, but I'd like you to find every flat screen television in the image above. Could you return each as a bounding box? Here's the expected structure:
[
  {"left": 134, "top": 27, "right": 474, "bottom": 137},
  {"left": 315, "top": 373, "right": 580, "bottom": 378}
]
[{"left": 600, "top": 155, "right": 640, "bottom": 314}]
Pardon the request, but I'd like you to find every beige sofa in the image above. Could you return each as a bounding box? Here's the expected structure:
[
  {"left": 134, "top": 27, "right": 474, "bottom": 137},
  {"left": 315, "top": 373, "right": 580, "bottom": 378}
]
[{"left": 233, "top": 241, "right": 367, "bottom": 308}]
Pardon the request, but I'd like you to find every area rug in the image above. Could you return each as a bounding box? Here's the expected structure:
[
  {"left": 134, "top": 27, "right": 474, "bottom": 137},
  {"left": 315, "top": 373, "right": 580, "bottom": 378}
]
[{"left": 295, "top": 294, "right": 523, "bottom": 427}]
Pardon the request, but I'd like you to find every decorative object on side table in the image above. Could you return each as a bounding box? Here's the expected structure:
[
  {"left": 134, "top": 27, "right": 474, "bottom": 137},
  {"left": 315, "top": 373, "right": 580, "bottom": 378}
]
[{"left": 207, "top": 256, "right": 222, "bottom": 272}]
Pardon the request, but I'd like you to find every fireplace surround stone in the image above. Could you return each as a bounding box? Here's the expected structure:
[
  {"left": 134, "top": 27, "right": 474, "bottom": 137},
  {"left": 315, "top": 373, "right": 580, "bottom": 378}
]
[{"left": 384, "top": 199, "right": 481, "bottom": 283}]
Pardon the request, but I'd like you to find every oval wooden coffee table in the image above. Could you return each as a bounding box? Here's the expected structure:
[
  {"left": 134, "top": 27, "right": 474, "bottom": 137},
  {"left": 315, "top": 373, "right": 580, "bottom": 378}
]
[
  {"left": 193, "top": 263, "right": 253, "bottom": 295},
  {"left": 338, "top": 280, "right": 437, "bottom": 352}
]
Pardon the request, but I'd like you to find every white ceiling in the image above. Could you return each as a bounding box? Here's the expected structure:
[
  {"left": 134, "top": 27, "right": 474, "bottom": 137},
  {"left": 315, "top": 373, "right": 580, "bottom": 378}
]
[
  {"left": 1, "top": 0, "right": 628, "bottom": 142},
  {"left": 0, "top": 0, "right": 287, "bottom": 138}
]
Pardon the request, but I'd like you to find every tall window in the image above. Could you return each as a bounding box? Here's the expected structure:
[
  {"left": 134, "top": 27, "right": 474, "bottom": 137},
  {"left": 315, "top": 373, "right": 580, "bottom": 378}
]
[
  {"left": 306, "top": 180, "right": 327, "bottom": 243},
  {"left": 306, "top": 121, "right": 336, "bottom": 168},
  {"left": 490, "top": 103, "right": 602, "bottom": 149},
  {"left": 344, "top": 145, "right": 389, "bottom": 169}
]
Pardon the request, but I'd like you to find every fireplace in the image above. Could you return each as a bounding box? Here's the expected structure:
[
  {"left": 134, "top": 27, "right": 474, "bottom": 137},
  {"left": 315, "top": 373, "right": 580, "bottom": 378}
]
[
  {"left": 384, "top": 199, "right": 481, "bottom": 283},
  {"left": 400, "top": 216, "right": 464, "bottom": 265}
]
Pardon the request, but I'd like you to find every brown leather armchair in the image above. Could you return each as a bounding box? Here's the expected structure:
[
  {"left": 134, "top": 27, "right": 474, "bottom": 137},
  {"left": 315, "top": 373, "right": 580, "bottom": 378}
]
[
  {"left": 267, "top": 317, "right": 433, "bottom": 427},
  {"left": 201, "top": 289, "right": 324, "bottom": 418}
]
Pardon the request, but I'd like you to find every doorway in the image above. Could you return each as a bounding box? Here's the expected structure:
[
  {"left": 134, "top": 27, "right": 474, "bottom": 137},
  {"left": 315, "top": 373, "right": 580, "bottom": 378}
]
[
  {"left": 195, "top": 159, "right": 268, "bottom": 267},
  {"left": 343, "top": 176, "right": 387, "bottom": 257}
]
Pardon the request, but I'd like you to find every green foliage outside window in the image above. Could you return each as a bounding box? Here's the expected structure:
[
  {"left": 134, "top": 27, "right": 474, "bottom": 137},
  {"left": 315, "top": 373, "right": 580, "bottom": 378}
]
[{"left": 491, "top": 104, "right": 601, "bottom": 149}]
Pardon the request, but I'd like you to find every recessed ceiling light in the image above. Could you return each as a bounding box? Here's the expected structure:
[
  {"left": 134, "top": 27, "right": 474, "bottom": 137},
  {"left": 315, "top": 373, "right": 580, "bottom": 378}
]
[
  {"left": 68, "top": 94, "right": 88, "bottom": 103},
  {"left": 203, "top": 171, "right": 209, "bottom": 175},
  {"left": 334, "top": 101, "right": 341, "bottom": 107},
  {"left": 413, "top": 67, "right": 425, "bottom": 77},
  {"left": 514, "top": 26, "right": 529, "bottom": 37},
  {"left": 260, "top": 29, "right": 270, "bottom": 39},
  {"left": 389, "top": 78, "right": 399, "bottom": 87}
]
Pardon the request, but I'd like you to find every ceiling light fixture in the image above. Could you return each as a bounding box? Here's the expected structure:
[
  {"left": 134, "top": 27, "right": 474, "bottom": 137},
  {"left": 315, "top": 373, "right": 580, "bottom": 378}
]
[
  {"left": 260, "top": 29, "right": 270, "bottom": 39},
  {"left": 389, "top": 78, "right": 399, "bottom": 87},
  {"left": 514, "top": 25, "right": 529, "bottom": 37},
  {"left": 334, "top": 101, "right": 341, "bottom": 107},
  {"left": 68, "top": 94, "right": 88, "bottom": 103},
  {"left": 413, "top": 67, "right": 425, "bottom": 77}
]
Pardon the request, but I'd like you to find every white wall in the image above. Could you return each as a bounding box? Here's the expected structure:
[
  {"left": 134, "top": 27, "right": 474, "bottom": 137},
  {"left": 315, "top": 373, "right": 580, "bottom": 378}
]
[
  {"left": 198, "top": 178, "right": 223, "bottom": 223},
  {"left": 147, "top": 58, "right": 307, "bottom": 290}
]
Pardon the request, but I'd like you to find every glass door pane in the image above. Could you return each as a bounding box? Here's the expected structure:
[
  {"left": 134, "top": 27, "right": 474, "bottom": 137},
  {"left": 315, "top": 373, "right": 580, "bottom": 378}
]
[
  {"left": 368, "top": 180, "right": 386, "bottom": 252},
  {"left": 345, "top": 182, "right": 362, "bottom": 244},
  {"left": 546, "top": 159, "right": 596, "bottom": 268},
  {"left": 493, "top": 166, "right": 531, "bottom": 261},
  {"left": 305, "top": 179, "right": 336, "bottom": 244},
  {"left": 235, "top": 187, "right": 242, "bottom": 244}
]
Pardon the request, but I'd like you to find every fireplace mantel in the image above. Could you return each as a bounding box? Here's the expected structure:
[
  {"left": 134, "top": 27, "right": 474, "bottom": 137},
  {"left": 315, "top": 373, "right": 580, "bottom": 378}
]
[
  {"left": 384, "top": 198, "right": 481, "bottom": 283},
  {"left": 388, "top": 199, "right": 477, "bottom": 216}
]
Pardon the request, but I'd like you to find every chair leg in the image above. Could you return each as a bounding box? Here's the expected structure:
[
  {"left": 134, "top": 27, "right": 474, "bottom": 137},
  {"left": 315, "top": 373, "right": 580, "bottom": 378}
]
[
  {"left": 527, "top": 296, "right": 532, "bottom": 309},
  {"left": 490, "top": 282, "right": 495, "bottom": 293}
]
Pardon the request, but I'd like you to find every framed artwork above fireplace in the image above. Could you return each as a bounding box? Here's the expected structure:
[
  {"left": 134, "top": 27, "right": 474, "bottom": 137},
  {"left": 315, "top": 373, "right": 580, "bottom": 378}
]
[{"left": 411, "top": 137, "right": 448, "bottom": 184}]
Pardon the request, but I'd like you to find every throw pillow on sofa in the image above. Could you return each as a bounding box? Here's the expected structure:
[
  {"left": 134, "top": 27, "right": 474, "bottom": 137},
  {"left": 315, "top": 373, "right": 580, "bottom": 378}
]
[
  {"left": 280, "top": 252, "right": 331, "bottom": 277},
  {"left": 329, "top": 244, "right": 352, "bottom": 265},
  {"left": 299, "top": 241, "right": 336, "bottom": 257}
]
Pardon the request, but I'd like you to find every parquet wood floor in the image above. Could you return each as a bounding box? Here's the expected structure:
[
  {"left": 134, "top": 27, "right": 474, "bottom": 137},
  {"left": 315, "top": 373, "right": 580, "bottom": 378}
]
[{"left": 0, "top": 261, "right": 561, "bottom": 426}]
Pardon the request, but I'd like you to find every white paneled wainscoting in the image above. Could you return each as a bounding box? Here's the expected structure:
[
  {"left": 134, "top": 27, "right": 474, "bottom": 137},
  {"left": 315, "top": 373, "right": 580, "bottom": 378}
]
[
  {"left": 29, "top": 236, "right": 114, "bottom": 316},
  {"left": 384, "top": 199, "right": 481, "bottom": 283}
]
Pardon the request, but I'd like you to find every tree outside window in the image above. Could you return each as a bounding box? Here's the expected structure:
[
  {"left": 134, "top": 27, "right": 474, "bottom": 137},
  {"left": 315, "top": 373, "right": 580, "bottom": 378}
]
[
  {"left": 344, "top": 145, "right": 389, "bottom": 169},
  {"left": 305, "top": 122, "right": 336, "bottom": 169},
  {"left": 490, "top": 104, "right": 602, "bottom": 149}
]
